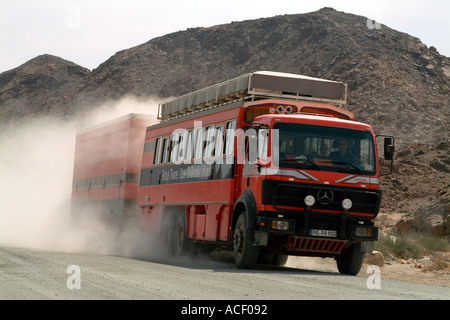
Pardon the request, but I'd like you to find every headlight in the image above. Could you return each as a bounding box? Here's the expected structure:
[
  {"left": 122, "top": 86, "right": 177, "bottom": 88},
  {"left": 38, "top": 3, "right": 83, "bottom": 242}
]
[
  {"left": 342, "top": 198, "right": 352, "bottom": 210},
  {"left": 304, "top": 195, "right": 315, "bottom": 207},
  {"left": 271, "top": 220, "right": 290, "bottom": 231},
  {"left": 354, "top": 226, "right": 375, "bottom": 238}
]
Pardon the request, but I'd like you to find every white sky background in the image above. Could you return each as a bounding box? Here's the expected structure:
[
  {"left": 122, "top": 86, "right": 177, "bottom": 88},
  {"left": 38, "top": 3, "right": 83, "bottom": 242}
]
[{"left": 0, "top": 0, "right": 449, "bottom": 73}]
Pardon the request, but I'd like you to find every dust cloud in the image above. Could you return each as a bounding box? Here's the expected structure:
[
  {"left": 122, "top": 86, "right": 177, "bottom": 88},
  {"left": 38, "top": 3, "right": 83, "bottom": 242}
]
[{"left": 0, "top": 96, "right": 160, "bottom": 259}]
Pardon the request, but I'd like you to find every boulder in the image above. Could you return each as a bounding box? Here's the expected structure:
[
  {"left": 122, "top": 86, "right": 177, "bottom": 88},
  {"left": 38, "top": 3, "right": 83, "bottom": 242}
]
[{"left": 365, "top": 251, "right": 384, "bottom": 267}]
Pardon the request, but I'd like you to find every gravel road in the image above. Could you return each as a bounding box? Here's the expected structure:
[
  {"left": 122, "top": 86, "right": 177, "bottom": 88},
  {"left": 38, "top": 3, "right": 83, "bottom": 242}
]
[{"left": 1, "top": 245, "right": 449, "bottom": 301}]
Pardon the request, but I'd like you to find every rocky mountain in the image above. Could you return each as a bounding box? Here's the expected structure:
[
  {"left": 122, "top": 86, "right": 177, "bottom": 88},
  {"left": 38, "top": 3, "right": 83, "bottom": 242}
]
[
  {"left": 0, "top": 8, "right": 448, "bottom": 236},
  {"left": 0, "top": 54, "right": 90, "bottom": 120}
]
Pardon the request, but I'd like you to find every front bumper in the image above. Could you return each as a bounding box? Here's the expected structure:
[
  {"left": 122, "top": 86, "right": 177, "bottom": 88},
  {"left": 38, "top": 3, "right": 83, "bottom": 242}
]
[{"left": 255, "top": 211, "right": 378, "bottom": 242}]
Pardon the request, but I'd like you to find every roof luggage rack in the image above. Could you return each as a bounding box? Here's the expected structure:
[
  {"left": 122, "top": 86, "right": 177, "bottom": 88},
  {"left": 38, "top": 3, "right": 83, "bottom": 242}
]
[{"left": 157, "top": 71, "right": 347, "bottom": 121}]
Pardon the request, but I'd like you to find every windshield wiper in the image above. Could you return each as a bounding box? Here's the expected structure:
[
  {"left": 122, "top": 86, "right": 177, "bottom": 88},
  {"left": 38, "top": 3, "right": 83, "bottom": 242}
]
[
  {"left": 293, "top": 156, "right": 320, "bottom": 170},
  {"left": 279, "top": 156, "right": 320, "bottom": 170},
  {"left": 331, "top": 161, "right": 363, "bottom": 174}
]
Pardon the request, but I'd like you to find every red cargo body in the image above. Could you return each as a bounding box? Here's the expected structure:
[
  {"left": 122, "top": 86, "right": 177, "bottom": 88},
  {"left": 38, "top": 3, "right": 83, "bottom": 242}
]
[{"left": 71, "top": 113, "right": 155, "bottom": 219}]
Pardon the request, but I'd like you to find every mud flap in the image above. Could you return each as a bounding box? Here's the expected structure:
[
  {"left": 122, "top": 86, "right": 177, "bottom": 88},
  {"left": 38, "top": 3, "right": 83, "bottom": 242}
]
[
  {"left": 255, "top": 231, "right": 268, "bottom": 246},
  {"left": 360, "top": 241, "right": 374, "bottom": 253}
]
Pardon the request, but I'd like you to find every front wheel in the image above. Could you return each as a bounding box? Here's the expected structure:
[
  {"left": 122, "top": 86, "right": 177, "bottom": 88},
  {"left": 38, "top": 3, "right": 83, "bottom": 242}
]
[
  {"left": 233, "top": 212, "right": 259, "bottom": 268},
  {"left": 336, "top": 242, "right": 364, "bottom": 275}
]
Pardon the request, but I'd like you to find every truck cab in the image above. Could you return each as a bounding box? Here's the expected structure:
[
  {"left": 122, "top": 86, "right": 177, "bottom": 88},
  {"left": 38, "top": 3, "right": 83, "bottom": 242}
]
[{"left": 233, "top": 99, "right": 394, "bottom": 274}]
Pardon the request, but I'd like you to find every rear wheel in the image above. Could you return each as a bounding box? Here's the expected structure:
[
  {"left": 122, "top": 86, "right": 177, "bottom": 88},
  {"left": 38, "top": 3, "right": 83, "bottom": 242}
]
[
  {"left": 172, "top": 213, "right": 188, "bottom": 256},
  {"left": 160, "top": 214, "right": 175, "bottom": 255},
  {"left": 336, "top": 242, "right": 364, "bottom": 275},
  {"left": 161, "top": 212, "right": 189, "bottom": 256},
  {"left": 233, "top": 212, "right": 259, "bottom": 268}
]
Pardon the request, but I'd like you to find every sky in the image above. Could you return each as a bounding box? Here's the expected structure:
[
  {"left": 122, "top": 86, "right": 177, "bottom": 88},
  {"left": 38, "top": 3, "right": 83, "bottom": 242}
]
[{"left": 0, "top": 0, "right": 449, "bottom": 73}]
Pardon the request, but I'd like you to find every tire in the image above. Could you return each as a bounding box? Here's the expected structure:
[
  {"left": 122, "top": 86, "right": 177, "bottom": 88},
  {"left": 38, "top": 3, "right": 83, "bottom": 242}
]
[
  {"left": 336, "top": 242, "right": 364, "bottom": 275},
  {"left": 233, "top": 212, "right": 259, "bottom": 268},
  {"left": 271, "top": 254, "right": 289, "bottom": 266},
  {"left": 160, "top": 214, "right": 175, "bottom": 255},
  {"left": 172, "top": 213, "right": 189, "bottom": 256}
]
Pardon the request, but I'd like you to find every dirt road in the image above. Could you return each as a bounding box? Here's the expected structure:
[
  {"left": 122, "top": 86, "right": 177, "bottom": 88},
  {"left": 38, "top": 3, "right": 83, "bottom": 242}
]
[{"left": 0, "top": 246, "right": 448, "bottom": 301}]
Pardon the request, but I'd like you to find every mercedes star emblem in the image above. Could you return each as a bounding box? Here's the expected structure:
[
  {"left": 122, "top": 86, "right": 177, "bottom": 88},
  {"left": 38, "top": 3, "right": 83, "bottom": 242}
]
[{"left": 317, "top": 190, "right": 334, "bottom": 205}]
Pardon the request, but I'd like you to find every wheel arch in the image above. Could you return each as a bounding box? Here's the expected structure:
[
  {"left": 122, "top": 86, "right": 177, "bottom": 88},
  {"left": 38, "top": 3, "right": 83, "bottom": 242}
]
[{"left": 232, "top": 189, "right": 257, "bottom": 233}]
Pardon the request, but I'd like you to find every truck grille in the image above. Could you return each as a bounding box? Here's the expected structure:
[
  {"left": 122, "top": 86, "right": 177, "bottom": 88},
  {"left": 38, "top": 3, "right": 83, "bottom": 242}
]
[{"left": 262, "top": 180, "right": 381, "bottom": 217}]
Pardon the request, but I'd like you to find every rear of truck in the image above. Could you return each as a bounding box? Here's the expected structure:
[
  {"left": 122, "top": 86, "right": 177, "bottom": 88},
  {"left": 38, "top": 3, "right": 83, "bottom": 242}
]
[{"left": 71, "top": 114, "right": 155, "bottom": 225}]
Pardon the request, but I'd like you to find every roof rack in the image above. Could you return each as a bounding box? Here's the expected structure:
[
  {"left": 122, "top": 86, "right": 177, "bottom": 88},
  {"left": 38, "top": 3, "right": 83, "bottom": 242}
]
[{"left": 157, "top": 71, "right": 347, "bottom": 121}]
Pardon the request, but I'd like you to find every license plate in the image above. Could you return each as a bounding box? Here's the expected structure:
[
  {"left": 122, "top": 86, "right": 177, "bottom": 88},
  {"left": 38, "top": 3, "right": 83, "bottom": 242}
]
[{"left": 310, "top": 229, "right": 337, "bottom": 238}]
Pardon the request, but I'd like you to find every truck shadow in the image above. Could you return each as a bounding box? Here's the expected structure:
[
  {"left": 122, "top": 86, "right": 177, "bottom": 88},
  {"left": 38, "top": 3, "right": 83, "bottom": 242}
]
[
  {"left": 133, "top": 249, "right": 344, "bottom": 277},
  {"left": 93, "top": 224, "right": 344, "bottom": 277}
]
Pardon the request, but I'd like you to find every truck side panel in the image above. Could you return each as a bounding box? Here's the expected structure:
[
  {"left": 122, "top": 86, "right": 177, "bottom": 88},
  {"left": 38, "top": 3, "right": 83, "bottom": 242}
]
[{"left": 138, "top": 107, "right": 243, "bottom": 242}]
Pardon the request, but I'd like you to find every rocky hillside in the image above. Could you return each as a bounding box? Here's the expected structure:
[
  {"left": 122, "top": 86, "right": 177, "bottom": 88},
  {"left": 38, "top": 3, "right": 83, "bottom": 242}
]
[
  {"left": 0, "top": 54, "right": 90, "bottom": 120},
  {"left": 0, "top": 8, "right": 448, "bottom": 235},
  {"left": 380, "top": 142, "right": 449, "bottom": 238}
]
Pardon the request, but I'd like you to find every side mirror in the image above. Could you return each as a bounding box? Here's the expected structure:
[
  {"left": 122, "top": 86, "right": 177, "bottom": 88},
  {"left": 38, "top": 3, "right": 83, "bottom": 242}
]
[
  {"left": 384, "top": 137, "right": 395, "bottom": 161},
  {"left": 377, "top": 135, "right": 395, "bottom": 176}
]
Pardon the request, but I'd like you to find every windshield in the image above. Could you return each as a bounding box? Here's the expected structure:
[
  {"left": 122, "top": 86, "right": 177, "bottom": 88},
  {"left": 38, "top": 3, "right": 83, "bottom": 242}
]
[{"left": 273, "top": 123, "right": 376, "bottom": 175}]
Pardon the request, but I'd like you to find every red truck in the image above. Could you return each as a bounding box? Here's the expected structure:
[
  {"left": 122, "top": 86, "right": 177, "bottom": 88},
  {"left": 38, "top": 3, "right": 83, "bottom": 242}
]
[{"left": 72, "top": 71, "right": 394, "bottom": 275}]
